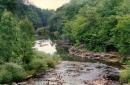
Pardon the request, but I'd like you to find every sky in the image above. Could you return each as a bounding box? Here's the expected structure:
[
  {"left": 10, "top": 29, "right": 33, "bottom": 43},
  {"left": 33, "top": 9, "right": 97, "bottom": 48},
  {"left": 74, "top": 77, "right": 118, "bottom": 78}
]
[{"left": 28, "top": 0, "right": 70, "bottom": 10}]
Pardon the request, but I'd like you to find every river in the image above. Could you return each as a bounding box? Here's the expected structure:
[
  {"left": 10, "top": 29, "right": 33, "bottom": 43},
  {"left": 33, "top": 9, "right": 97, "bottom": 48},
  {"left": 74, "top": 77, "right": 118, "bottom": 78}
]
[
  {"left": 33, "top": 39, "right": 57, "bottom": 55},
  {"left": 20, "top": 40, "right": 121, "bottom": 85}
]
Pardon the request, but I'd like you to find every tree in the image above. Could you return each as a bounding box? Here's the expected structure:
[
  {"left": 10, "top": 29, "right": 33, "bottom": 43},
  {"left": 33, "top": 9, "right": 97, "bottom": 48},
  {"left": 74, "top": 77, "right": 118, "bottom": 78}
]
[
  {"left": 0, "top": 11, "right": 20, "bottom": 62},
  {"left": 63, "top": 15, "right": 86, "bottom": 43},
  {"left": 112, "top": 15, "right": 130, "bottom": 58},
  {"left": 50, "top": 0, "right": 130, "bottom": 55},
  {"left": 18, "top": 18, "right": 35, "bottom": 64},
  {"left": 0, "top": 11, "right": 35, "bottom": 64},
  {"left": 0, "top": 0, "right": 17, "bottom": 11}
]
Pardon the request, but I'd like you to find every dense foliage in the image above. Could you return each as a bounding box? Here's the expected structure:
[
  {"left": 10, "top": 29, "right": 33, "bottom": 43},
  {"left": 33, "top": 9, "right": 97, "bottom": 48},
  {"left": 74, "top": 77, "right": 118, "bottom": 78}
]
[
  {"left": 0, "top": 0, "right": 54, "bottom": 28},
  {"left": 0, "top": 10, "right": 35, "bottom": 64},
  {"left": 48, "top": 0, "right": 130, "bottom": 83},
  {"left": 0, "top": 0, "right": 59, "bottom": 84},
  {"left": 49, "top": 0, "right": 130, "bottom": 57}
]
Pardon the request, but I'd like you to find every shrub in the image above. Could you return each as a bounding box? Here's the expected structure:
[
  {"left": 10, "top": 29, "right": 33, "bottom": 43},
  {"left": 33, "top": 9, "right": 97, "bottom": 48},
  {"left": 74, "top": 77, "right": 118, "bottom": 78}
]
[
  {"left": 52, "top": 54, "right": 61, "bottom": 63},
  {"left": 120, "top": 68, "right": 130, "bottom": 83},
  {"left": 30, "top": 58, "right": 48, "bottom": 72},
  {"left": 46, "top": 58, "right": 56, "bottom": 68},
  {"left": 46, "top": 55, "right": 60, "bottom": 68},
  {"left": 23, "top": 51, "right": 60, "bottom": 77},
  {"left": 0, "top": 69, "right": 12, "bottom": 83},
  {"left": 28, "top": 51, "right": 60, "bottom": 72},
  {"left": 0, "top": 63, "right": 26, "bottom": 83}
]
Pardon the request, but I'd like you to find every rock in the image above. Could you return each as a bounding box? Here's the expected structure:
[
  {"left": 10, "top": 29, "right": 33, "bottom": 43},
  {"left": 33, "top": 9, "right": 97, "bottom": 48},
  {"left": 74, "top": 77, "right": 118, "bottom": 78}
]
[
  {"left": 17, "top": 82, "right": 27, "bottom": 85},
  {"left": 122, "top": 84, "right": 129, "bottom": 85},
  {"left": 69, "top": 47, "right": 121, "bottom": 64},
  {"left": 102, "top": 66, "right": 119, "bottom": 81},
  {"left": 12, "top": 82, "right": 17, "bottom": 85},
  {"left": 84, "top": 78, "right": 121, "bottom": 85},
  {"left": 17, "top": 61, "right": 120, "bottom": 85}
]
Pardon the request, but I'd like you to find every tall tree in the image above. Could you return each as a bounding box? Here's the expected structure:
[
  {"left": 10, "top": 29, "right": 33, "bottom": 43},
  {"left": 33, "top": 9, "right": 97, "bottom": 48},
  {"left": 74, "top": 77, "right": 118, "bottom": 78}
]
[
  {"left": 0, "top": 11, "right": 20, "bottom": 62},
  {"left": 18, "top": 18, "right": 35, "bottom": 64},
  {"left": 112, "top": 15, "right": 130, "bottom": 58}
]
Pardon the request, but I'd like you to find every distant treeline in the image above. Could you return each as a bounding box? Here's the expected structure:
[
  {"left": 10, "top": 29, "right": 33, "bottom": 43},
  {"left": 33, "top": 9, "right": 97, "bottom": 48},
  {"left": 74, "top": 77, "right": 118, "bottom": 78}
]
[{"left": 0, "top": 0, "right": 54, "bottom": 28}]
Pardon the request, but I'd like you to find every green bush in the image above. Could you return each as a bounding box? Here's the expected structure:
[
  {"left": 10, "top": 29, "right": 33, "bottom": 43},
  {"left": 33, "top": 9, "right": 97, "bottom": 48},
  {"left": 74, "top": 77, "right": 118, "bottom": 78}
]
[
  {"left": 45, "top": 54, "right": 60, "bottom": 68},
  {"left": 28, "top": 51, "right": 60, "bottom": 72},
  {"left": 30, "top": 58, "right": 48, "bottom": 72},
  {"left": 22, "top": 52, "right": 60, "bottom": 80},
  {"left": 52, "top": 54, "right": 61, "bottom": 63},
  {"left": 0, "top": 63, "right": 26, "bottom": 83},
  {"left": 46, "top": 58, "right": 56, "bottom": 68},
  {"left": 120, "top": 68, "right": 130, "bottom": 83},
  {"left": 0, "top": 69, "right": 12, "bottom": 83}
]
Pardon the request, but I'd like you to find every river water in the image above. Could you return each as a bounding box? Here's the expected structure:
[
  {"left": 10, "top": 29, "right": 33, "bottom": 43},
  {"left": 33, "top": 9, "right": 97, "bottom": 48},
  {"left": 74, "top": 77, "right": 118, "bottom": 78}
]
[
  {"left": 33, "top": 39, "right": 57, "bottom": 55},
  {"left": 23, "top": 40, "right": 121, "bottom": 85}
]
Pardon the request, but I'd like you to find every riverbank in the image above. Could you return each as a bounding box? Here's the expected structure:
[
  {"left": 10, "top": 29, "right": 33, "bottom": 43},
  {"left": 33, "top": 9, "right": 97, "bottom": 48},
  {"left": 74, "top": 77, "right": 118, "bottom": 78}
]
[
  {"left": 69, "top": 47, "right": 121, "bottom": 63},
  {"left": 0, "top": 51, "right": 60, "bottom": 84}
]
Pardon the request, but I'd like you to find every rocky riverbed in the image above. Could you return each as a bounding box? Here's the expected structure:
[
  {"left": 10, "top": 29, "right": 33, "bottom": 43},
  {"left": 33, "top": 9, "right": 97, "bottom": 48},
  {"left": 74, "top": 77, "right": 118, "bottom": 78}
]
[
  {"left": 69, "top": 47, "right": 121, "bottom": 64},
  {"left": 18, "top": 61, "right": 121, "bottom": 85}
]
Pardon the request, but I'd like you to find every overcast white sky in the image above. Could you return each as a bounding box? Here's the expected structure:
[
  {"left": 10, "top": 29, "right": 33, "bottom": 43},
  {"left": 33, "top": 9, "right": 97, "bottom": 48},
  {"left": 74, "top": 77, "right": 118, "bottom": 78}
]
[{"left": 28, "top": 0, "right": 70, "bottom": 10}]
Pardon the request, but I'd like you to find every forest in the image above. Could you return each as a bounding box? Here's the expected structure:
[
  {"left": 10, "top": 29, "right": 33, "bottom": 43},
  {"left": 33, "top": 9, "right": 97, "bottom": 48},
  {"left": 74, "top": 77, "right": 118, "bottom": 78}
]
[{"left": 0, "top": 0, "right": 130, "bottom": 84}]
